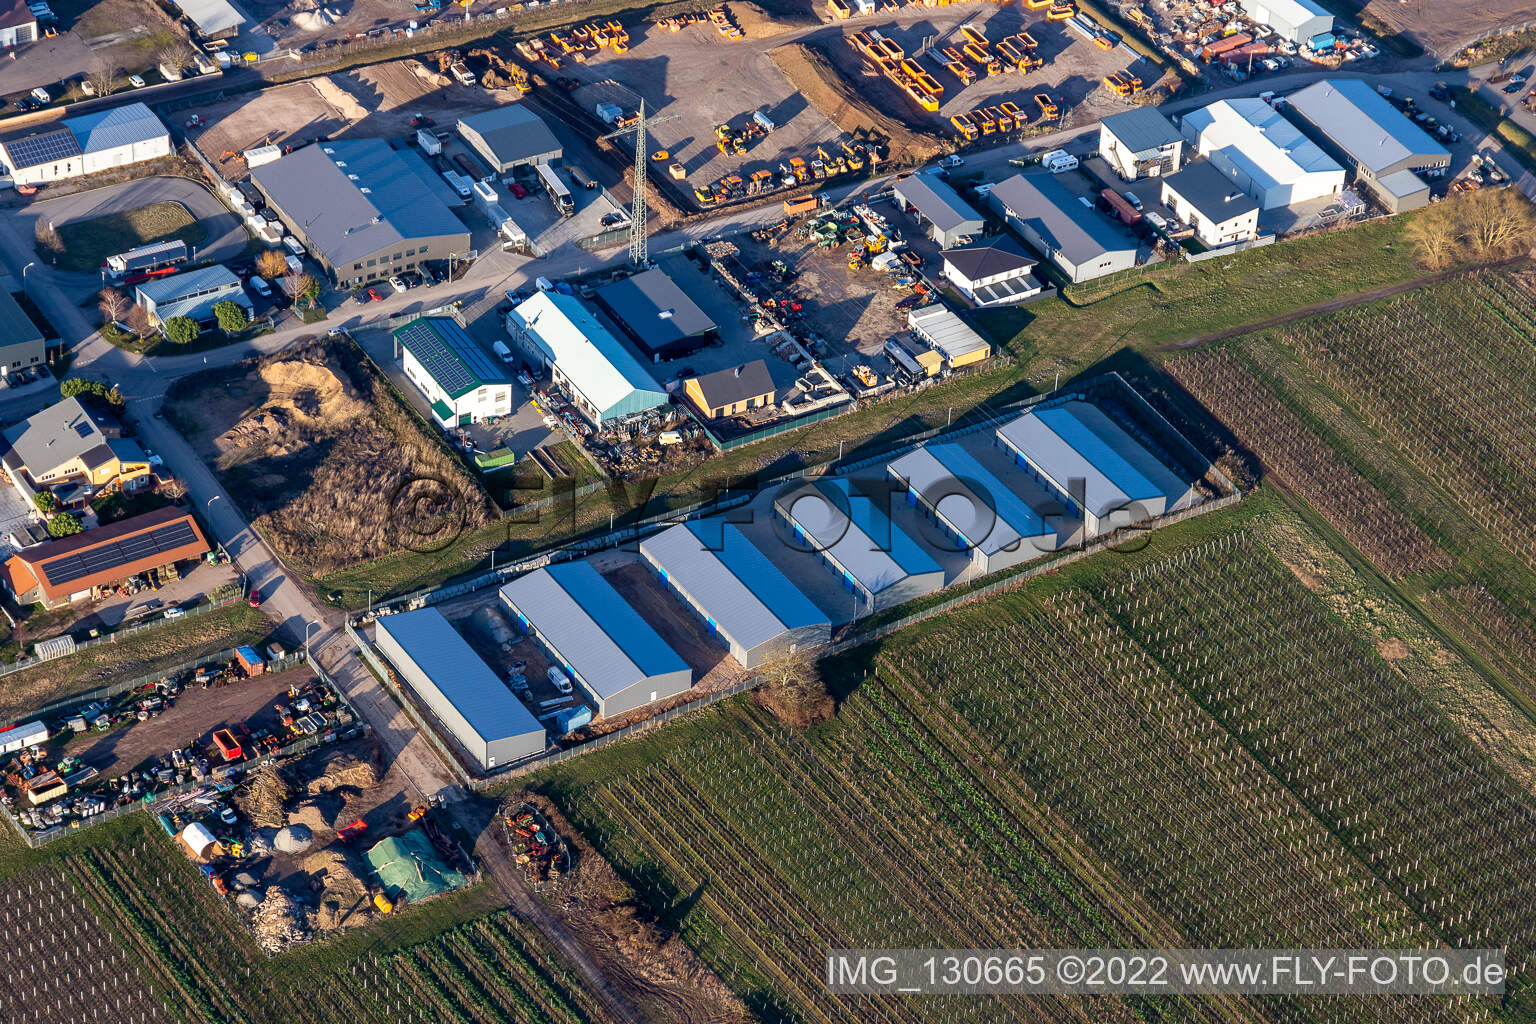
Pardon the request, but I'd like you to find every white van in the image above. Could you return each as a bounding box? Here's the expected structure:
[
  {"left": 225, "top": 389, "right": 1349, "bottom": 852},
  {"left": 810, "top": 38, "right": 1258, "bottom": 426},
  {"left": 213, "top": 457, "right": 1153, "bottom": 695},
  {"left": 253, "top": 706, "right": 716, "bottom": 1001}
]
[
  {"left": 492, "top": 340, "right": 514, "bottom": 363},
  {"left": 546, "top": 665, "right": 573, "bottom": 695}
]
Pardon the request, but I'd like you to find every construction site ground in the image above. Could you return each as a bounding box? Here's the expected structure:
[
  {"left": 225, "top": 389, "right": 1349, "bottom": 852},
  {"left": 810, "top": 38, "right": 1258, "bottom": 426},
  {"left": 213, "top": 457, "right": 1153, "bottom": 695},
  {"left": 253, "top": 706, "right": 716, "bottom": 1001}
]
[
  {"left": 181, "top": 60, "right": 521, "bottom": 180},
  {"left": 553, "top": 1, "right": 1146, "bottom": 205},
  {"left": 70, "top": 667, "right": 311, "bottom": 781}
]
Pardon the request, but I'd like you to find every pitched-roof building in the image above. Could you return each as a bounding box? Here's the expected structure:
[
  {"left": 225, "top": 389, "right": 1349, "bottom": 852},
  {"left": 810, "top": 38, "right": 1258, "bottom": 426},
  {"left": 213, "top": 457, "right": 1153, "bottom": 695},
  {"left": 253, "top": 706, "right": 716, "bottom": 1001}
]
[
  {"left": 683, "top": 360, "right": 775, "bottom": 419},
  {"left": 940, "top": 235, "right": 1040, "bottom": 307},
  {"left": 0, "top": 396, "right": 152, "bottom": 505},
  {"left": 1099, "top": 107, "right": 1185, "bottom": 180},
  {"left": 134, "top": 265, "right": 252, "bottom": 326},
  {"left": 594, "top": 267, "right": 718, "bottom": 360},
  {"left": 395, "top": 316, "right": 513, "bottom": 427},
  {"left": 169, "top": 0, "right": 245, "bottom": 37},
  {"left": 639, "top": 519, "right": 831, "bottom": 668},
  {"left": 0, "top": 0, "right": 38, "bottom": 47},
  {"left": 504, "top": 292, "right": 668, "bottom": 427},
  {"left": 892, "top": 170, "right": 985, "bottom": 247},
  {"left": 1179, "top": 98, "right": 1345, "bottom": 209},
  {"left": 0, "top": 289, "right": 45, "bottom": 377},
  {"left": 456, "top": 105, "right": 562, "bottom": 174},
  {"left": 250, "top": 140, "right": 471, "bottom": 287},
  {"left": 989, "top": 172, "right": 1137, "bottom": 283},
  {"left": 1160, "top": 160, "right": 1261, "bottom": 246},
  {"left": 1240, "top": 0, "right": 1331, "bottom": 42},
  {"left": 1286, "top": 78, "right": 1451, "bottom": 213},
  {"left": 5, "top": 506, "right": 208, "bottom": 607},
  {"left": 0, "top": 103, "right": 170, "bottom": 186},
  {"left": 499, "top": 561, "right": 693, "bottom": 717},
  {"left": 906, "top": 305, "right": 991, "bottom": 368}
]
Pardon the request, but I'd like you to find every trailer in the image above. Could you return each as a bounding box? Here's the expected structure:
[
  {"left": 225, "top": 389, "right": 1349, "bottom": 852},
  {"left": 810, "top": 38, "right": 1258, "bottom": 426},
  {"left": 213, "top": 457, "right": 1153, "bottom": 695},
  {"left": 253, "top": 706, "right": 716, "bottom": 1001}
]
[
  {"left": 107, "top": 239, "right": 188, "bottom": 277},
  {"left": 0, "top": 720, "right": 47, "bottom": 755},
  {"left": 536, "top": 163, "right": 575, "bottom": 216}
]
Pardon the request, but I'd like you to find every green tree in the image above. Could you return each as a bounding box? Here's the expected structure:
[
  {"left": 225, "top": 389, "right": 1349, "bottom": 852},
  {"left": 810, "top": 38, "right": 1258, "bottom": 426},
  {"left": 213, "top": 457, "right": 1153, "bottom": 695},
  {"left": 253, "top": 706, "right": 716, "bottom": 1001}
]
[
  {"left": 59, "top": 377, "right": 124, "bottom": 409},
  {"left": 46, "top": 512, "right": 82, "bottom": 538},
  {"left": 163, "top": 316, "right": 199, "bottom": 346},
  {"left": 32, "top": 491, "right": 55, "bottom": 514},
  {"left": 213, "top": 300, "right": 249, "bottom": 334}
]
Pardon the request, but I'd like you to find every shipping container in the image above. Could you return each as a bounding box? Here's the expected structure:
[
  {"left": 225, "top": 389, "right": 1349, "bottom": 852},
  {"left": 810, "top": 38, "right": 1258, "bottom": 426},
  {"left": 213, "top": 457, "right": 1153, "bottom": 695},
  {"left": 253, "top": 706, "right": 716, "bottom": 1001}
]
[{"left": 236, "top": 645, "right": 266, "bottom": 675}]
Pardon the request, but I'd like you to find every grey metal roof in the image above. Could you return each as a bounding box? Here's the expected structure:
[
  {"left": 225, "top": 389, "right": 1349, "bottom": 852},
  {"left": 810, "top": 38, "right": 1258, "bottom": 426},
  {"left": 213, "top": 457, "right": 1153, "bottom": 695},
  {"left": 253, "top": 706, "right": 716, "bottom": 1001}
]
[
  {"left": 458, "top": 105, "right": 562, "bottom": 166},
  {"left": 775, "top": 478, "right": 940, "bottom": 595},
  {"left": 940, "top": 235, "right": 1036, "bottom": 282},
  {"left": 1100, "top": 107, "right": 1182, "bottom": 155},
  {"left": 595, "top": 268, "right": 716, "bottom": 353},
  {"left": 888, "top": 441, "right": 1051, "bottom": 555},
  {"left": 894, "top": 171, "right": 984, "bottom": 235},
  {"left": 66, "top": 103, "right": 168, "bottom": 155},
  {"left": 689, "top": 359, "right": 774, "bottom": 409},
  {"left": 1287, "top": 79, "right": 1450, "bottom": 174},
  {"left": 374, "top": 608, "right": 544, "bottom": 746},
  {"left": 250, "top": 140, "right": 469, "bottom": 268},
  {"left": 640, "top": 520, "right": 828, "bottom": 652},
  {"left": 134, "top": 264, "right": 243, "bottom": 305},
  {"left": 1374, "top": 168, "right": 1430, "bottom": 199},
  {"left": 169, "top": 0, "right": 245, "bottom": 35},
  {"left": 1162, "top": 160, "right": 1260, "bottom": 224},
  {"left": 990, "top": 172, "right": 1136, "bottom": 267},
  {"left": 499, "top": 561, "right": 689, "bottom": 701},
  {"left": 0, "top": 289, "right": 43, "bottom": 350},
  {"left": 997, "top": 400, "right": 1185, "bottom": 519},
  {"left": 1, "top": 396, "right": 110, "bottom": 478}
]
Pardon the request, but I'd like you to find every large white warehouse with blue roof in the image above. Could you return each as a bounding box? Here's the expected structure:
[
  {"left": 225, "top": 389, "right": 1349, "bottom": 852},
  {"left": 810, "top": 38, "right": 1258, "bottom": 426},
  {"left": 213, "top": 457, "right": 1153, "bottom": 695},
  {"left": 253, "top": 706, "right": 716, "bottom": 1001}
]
[
  {"left": 500, "top": 561, "right": 693, "bottom": 717},
  {"left": 774, "top": 477, "right": 944, "bottom": 612},
  {"left": 639, "top": 520, "right": 831, "bottom": 668},
  {"left": 504, "top": 292, "right": 669, "bottom": 427},
  {"left": 373, "top": 607, "right": 546, "bottom": 770},
  {"left": 887, "top": 441, "right": 1060, "bottom": 574},
  {"left": 996, "top": 401, "right": 1198, "bottom": 539}
]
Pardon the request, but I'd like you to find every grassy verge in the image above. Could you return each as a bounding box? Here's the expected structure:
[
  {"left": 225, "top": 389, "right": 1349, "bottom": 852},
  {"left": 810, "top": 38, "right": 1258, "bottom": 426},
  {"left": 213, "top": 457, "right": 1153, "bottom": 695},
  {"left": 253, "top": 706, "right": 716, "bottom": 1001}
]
[
  {"left": 40, "top": 202, "right": 205, "bottom": 273},
  {"left": 105, "top": 318, "right": 273, "bottom": 356},
  {"left": 0, "top": 603, "right": 270, "bottom": 725},
  {"left": 1449, "top": 87, "right": 1536, "bottom": 172}
]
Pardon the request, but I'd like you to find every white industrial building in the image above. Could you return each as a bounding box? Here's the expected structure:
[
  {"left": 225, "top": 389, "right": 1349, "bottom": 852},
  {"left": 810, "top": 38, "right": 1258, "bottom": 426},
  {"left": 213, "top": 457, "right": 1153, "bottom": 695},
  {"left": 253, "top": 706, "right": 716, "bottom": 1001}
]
[
  {"left": 394, "top": 316, "right": 513, "bottom": 428},
  {"left": 891, "top": 170, "right": 985, "bottom": 247},
  {"left": 887, "top": 441, "right": 1058, "bottom": 574},
  {"left": 995, "top": 400, "right": 1198, "bottom": 539},
  {"left": 906, "top": 305, "right": 991, "bottom": 369},
  {"left": 1160, "top": 160, "right": 1261, "bottom": 247},
  {"left": 773, "top": 477, "right": 944, "bottom": 613},
  {"left": 1099, "top": 107, "right": 1185, "bottom": 180},
  {"left": 1240, "top": 0, "right": 1332, "bottom": 43},
  {"left": 504, "top": 292, "right": 669, "bottom": 427},
  {"left": 0, "top": 103, "right": 171, "bottom": 186},
  {"left": 373, "top": 608, "right": 547, "bottom": 770},
  {"left": 500, "top": 561, "right": 693, "bottom": 717},
  {"left": 639, "top": 520, "right": 831, "bottom": 668},
  {"left": 940, "top": 236, "right": 1041, "bottom": 307},
  {"left": 1179, "top": 98, "right": 1345, "bottom": 209}
]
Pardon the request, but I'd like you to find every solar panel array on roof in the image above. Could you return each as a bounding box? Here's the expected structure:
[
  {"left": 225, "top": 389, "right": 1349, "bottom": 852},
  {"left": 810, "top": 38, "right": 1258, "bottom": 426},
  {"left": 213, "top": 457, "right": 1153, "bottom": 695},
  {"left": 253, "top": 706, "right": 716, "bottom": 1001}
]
[
  {"left": 398, "top": 320, "right": 473, "bottom": 397},
  {"left": 394, "top": 317, "right": 510, "bottom": 400},
  {"left": 40, "top": 520, "right": 196, "bottom": 586},
  {"left": 4, "top": 128, "right": 81, "bottom": 170}
]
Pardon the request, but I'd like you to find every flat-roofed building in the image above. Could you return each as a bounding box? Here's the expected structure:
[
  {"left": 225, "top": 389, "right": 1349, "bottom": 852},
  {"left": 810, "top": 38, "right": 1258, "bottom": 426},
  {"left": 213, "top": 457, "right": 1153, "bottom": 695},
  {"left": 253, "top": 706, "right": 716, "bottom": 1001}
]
[
  {"left": 0, "top": 289, "right": 44, "bottom": 377},
  {"left": 500, "top": 561, "right": 693, "bottom": 717},
  {"left": 1160, "top": 160, "right": 1261, "bottom": 246},
  {"left": 639, "top": 519, "right": 831, "bottom": 667},
  {"left": 1286, "top": 78, "right": 1451, "bottom": 213},
  {"left": 1180, "top": 98, "right": 1345, "bottom": 209},
  {"left": 1099, "top": 107, "right": 1185, "bottom": 180},
  {"left": 888, "top": 441, "right": 1058, "bottom": 574},
  {"left": 373, "top": 607, "right": 546, "bottom": 770},
  {"left": 892, "top": 170, "right": 985, "bottom": 247},
  {"left": 995, "top": 400, "right": 1197, "bottom": 539},
  {"left": 773, "top": 477, "right": 944, "bottom": 612}
]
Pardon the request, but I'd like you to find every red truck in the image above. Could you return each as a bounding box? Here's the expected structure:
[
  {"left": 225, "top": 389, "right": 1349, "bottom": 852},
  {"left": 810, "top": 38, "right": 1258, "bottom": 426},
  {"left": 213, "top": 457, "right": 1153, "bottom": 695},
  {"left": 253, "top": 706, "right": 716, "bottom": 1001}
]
[{"left": 212, "top": 728, "right": 243, "bottom": 762}]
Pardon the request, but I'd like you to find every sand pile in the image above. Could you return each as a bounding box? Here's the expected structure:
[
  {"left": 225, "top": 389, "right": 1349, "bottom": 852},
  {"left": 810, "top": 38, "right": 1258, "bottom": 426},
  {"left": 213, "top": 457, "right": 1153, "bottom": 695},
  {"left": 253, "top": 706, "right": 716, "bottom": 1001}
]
[
  {"left": 288, "top": 801, "right": 338, "bottom": 834},
  {"left": 305, "top": 848, "right": 373, "bottom": 930},
  {"left": 292, "top": 7, "right": 342, "bottom": 30},
  {"left": 274, "top": 824, "right": 314, "bottom": 854}
]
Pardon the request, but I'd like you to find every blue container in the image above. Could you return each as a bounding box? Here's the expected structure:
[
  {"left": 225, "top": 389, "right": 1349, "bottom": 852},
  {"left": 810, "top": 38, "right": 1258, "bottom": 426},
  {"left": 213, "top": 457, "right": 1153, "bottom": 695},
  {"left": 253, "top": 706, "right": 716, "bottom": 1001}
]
[{"left": 555, "top": 705, "right": 592, "bottom": 734}]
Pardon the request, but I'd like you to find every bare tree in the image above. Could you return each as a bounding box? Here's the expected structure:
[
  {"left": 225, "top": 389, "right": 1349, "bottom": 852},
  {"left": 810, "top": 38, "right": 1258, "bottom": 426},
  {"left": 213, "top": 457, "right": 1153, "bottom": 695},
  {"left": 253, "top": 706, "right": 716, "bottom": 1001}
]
[
  {"left": 125, "top": 305, "right": 154, "bottom": 340},
  {"left": 1460, "top": 188, "right": 1536, "bottom": 259},
  {"left": 1404, "top": 202, "right": 1458, "bottom": 270},
  {"left": 154, "top": 41, "right": 192, "bottom": 73},
  {"left": 97, "top": 287, "right": 131, "bottom": 327},
  {"left": 158, "top": 477, "right": 189, "bottom": 500},
  {"left": 751, "top": 652, "right": 833, "bottom": 728},
  {"left": 85, "top": 62, "right": 118, "bottom": 99}
]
